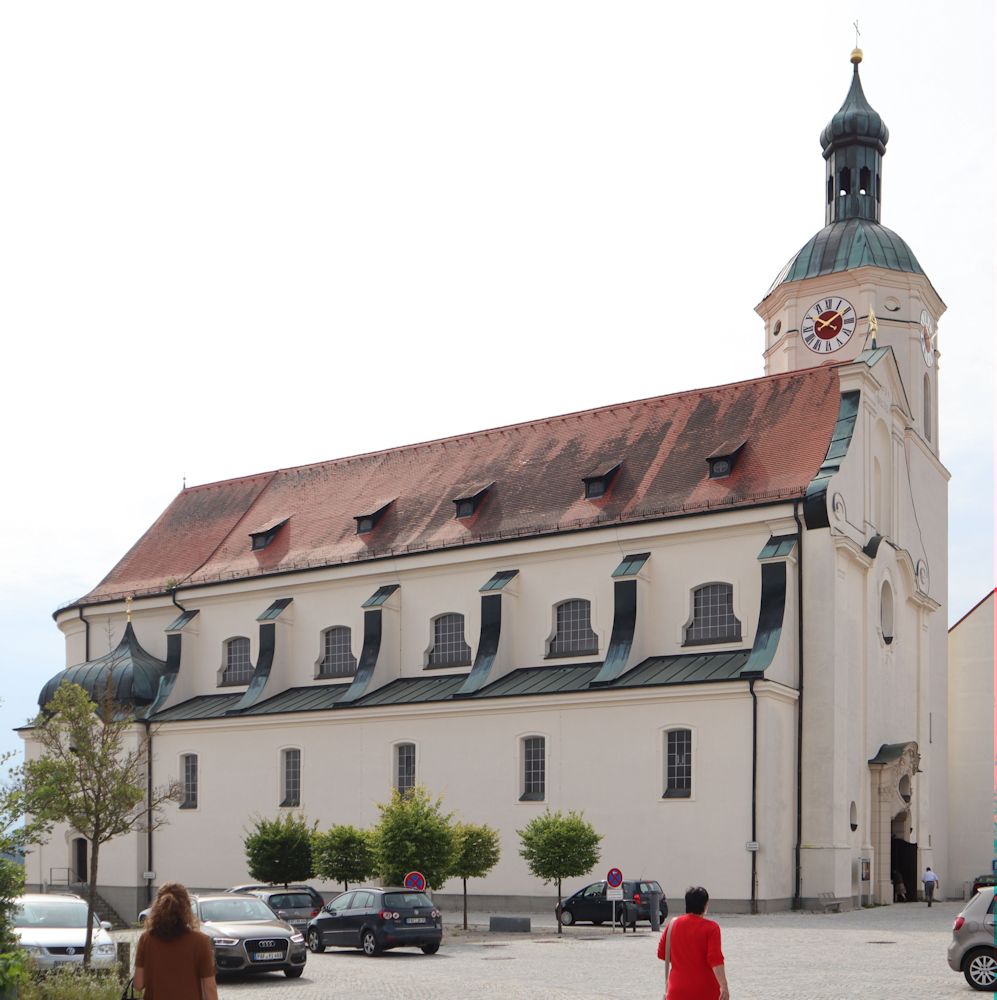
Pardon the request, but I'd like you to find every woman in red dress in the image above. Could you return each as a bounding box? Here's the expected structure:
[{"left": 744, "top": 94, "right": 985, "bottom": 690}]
[{"left": 657, "top": 886, "right": 729, "bottom": 1000}]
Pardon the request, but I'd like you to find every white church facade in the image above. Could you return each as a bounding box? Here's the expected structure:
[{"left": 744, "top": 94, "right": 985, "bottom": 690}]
[{"left": 23, "top": 51, "right": 952, "bottom": 920}]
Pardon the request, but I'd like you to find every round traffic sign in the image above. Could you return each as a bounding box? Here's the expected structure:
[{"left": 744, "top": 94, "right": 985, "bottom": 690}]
[
  {"left": 404, "top": 870, "right": 427, "bottom": 891},
  {"left": 607, "top": 867, "right": 623, "bottom": 888}
]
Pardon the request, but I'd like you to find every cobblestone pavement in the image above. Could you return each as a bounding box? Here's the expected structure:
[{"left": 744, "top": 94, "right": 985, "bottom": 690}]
[{"left": 116, "top": 901, "right": 971, "bottom": 999}]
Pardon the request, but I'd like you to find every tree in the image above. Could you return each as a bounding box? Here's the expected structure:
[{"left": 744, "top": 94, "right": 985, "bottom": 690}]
[
  {"left": 244, "top": 814, "right": 315, "bottom": 887},
  {"left": 312, "top": 825, "right": 376, "bottom": 891},
  {"left": 517, "top": 809, "right": 602, "bottom": 935},
  {"left": 20, "top": 682, "right": 182, "bottom": 965},
  {"left": 373, "top": 786, "right": 455, "bottom": 890},
  {"left": 450, "top": 822, "right": 501, "bottom": 929}
]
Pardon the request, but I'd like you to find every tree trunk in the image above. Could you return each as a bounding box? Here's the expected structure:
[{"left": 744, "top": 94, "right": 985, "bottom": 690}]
[
  {"left": 84, "top": 838, "right": 100, "bottom": 967},
  {"left": 556, "top": 877, "right": 562, "bottom": 936},
  {"left": 462, "top": 877, "right": 468, "bottom": 930}
]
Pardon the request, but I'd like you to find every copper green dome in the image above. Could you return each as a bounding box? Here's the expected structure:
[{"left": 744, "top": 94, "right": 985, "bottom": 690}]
[
  {"left": 820, "top": 60, "right": 889, "bottom": 155},
  {"left": 768, "top": 218, "right": 923, "bottom": 293}
]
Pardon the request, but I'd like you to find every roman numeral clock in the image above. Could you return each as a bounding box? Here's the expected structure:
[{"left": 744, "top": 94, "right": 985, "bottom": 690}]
[{"left": 801, "top": 296, "right": 856, "bottom": 353}]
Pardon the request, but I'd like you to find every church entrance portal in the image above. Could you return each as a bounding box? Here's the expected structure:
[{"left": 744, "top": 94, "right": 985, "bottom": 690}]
[
  {"left": 891, "top": 835, "right": 917, "bottom": 902},
  {"left": 869, "top": 742, "right": 920, "bottom": 905}
]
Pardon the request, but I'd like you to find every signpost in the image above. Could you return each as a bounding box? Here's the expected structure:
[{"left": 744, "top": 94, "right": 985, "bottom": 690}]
[
  {"left": 403, "top": 871, "right": 427, "bottom": 892},
  {"left": 858, "top": 857, "right": 871, "bottom": 908},
  {"left": 607, "top": 868, "right": 623, "bottom": 931}
]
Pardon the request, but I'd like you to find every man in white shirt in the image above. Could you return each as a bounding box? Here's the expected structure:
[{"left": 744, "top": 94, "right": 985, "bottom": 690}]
[{"left": 921, "top": 866, "right": 940, "bottom": 906}]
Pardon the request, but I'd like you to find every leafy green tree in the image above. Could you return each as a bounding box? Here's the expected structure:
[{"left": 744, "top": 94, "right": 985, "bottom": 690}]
[
  {"left": 373, "top": 786, "right": 455, "bottom": 890},
  {"left": 244, "top": 814, "right": 315, "bottom": 887},
  {"left": 20, "top": 683, "right": 182, "bottom": 965},
  {"left": 450, "top": 822, "right": 501, "bottom": 929},
  {"left": 517, "top": 809, "right": 602, "bottom": 934},
  {"left": 312, "top": 825, "right": 376, "bottom": 891}
]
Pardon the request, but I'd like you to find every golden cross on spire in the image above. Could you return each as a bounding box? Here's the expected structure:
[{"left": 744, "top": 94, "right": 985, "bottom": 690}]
[{"left": 853, "top": 20, "right": 861, "bottom": 48}]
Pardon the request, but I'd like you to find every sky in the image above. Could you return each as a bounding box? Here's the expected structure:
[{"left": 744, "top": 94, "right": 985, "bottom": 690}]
[{"left": 0, "top": 1, "right": 993, "bottom": 763}]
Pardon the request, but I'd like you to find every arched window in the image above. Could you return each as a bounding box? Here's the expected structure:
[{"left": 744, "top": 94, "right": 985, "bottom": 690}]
[
  {"left": 221, "top": 637, "right": 253, "bottom": 685},
  {"left": 427, "top": 613, "right": 472, "bottom": 667},
  {"left": 881, "top": 581, "right": 895, "bottom": 645},
  {"left": 394, "top": 743, "right": 416, "bottom": 795},
  {"left": 849, "top": 800, "right": 858, "bottom": 832},
  {"left": 280, "top": 748, "right": 301, "bottom": 807},
  {"left": 684, "top": 584, "right": 741, "bottom": 644},
  {"left": 549, "top": 599, "right": 598, "bottom": 656},
  {"left": 180, "top": 753, "right": 198, "bottom": 809},
  {"left": 318, "top": 626, "right": 357, "bottom": 678},
  {"left": 520, "top": 736, "right": 546, "bottom": 801},
  {"left": 923, "top": 374, "right": 932, "bottom": 441},
  {"left": 838, "top": 166, "right": 851, "bottom": 197},
  {"left": 663, "top": 729, "right": 692, "bottom": 798},
  {"left": 859, "top": 166, "right": 871, "bottom": 196}
]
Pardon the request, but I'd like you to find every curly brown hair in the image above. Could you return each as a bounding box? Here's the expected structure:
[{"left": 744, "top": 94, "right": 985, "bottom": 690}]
[{"left": 146, "top": 882, "right": 198, "bottom": 940}]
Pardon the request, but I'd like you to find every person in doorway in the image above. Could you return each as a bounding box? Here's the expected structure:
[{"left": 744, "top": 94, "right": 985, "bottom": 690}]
[
  {"left": 135, "top": 882, "right": 218, "bottom": 1000},
  {"left": 657, "top": 885, "right": 729, "bottom": 1000},
  {"left": 891, "top": 870, "right": 907, "bottom": 903},
  {"left": 921, "top": 866, "right": 940, "bottom": 906}
]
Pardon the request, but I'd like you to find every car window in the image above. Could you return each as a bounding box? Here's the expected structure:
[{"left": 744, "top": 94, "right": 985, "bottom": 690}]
[
  {"left": 581, "top": 883, "right": 605, "bottom": 898},
  {"left": 12, "top": 901, "right": 93, "bottom": 928},
  {"left": 268, "top": 893, "right": 313, "bottom": 910},
  {"left": 351, "top": 891, "right": 374, "bottom": 909},
  {"left": 639, "top": 882, "right": 662, "bottom": 894},
  {"left": 327, "top": 892, "right": 354, "bottom": 913},
  {"left": 198, "top": 897, "right": 276, "bottom": 922},
  {"left": 988, "top": 895, "right": 996, "bottom": 916},
  {"left": 382, "top": 892, "right": 433, "bottom": 909}
]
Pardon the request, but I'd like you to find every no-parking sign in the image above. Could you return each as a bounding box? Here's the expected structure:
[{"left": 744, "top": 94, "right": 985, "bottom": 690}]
[
  {"left": 404, "top": 870, "right": 427, "bottom": 891},
  {"left": 607, "top": 868, "right": 623, "bottom": 887}
]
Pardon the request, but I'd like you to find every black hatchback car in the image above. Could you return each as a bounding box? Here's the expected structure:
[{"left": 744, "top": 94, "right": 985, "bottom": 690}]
[
  {"left": 306, "top": 887, "right": 442, "bottom": 956},
  {"left": 557, "top": 879, "right": 667, "bottom": 926}
]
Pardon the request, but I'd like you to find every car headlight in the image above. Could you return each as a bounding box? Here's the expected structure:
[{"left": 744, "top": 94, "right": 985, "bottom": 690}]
[
  {"left": 23, "top": 946, "right": 44, "bottom": 957},
  {"left": 212, "top": 937, "right": 240, "bottom": 947},
  {"left": 290, "top": 932, "right": 304, "bottom": 943}
]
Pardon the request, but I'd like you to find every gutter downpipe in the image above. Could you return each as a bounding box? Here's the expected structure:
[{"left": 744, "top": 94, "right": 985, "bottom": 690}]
[
  {"left": 747, "top": 673, "right": 760, "bottom": 915},
  {"left": 78, "top": 607, "right": 90, "bottom": 661},
  {"left": 170, "top": 587, "right": 186, "bottom": 614},
  {"left": 142, "top": 717, "right": 153, "bottom": 910},
  {"left": 792, "top": 500, "right": 805, "bottom": 910}
]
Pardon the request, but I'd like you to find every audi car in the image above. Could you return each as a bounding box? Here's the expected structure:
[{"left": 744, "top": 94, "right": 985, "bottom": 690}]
[
  {"left": 12, "top": 893, "right": 117, "bottom": 971},
  {"left": 306, "top": 887, "right": 442, "bottom": 956}
]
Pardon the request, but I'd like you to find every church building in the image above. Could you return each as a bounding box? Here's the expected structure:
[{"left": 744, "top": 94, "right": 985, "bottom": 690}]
[{"left": 24, "top": 50, "right": 948, "bottom": 919}]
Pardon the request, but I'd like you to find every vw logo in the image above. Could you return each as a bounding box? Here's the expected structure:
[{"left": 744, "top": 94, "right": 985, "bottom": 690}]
[
  {"left": 258, "top": 940, "right": 276, "bottom": 948},
  {"left": 65, "top": 947, "right": 75, "bottom": 955}
]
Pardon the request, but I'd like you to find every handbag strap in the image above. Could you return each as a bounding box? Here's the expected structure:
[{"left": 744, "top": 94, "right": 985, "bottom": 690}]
[{"left": 663, "top": 918, "right": 672, "bottom": 963}]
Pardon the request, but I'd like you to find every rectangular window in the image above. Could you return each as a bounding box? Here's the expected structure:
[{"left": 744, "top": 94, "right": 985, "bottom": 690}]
[
  {"left": 664, "top": 730, "right": 692, "bottom": 798},
  {"left": 181, "top": 754, "right": 198, "bottom": 809},
  {"left": 684, "top": 584, "right": 741, "bottom": 644},
  {"left": 395, "top": 743, "right": 416, "bottom": 795},
  {"left": 221, "top": 637, "right": 254, "bottom": 685},
  {"left": 521, "top": 736, "right": 545, "bottom": 801},
  {"left": 281, "top": 749, "right": 301, "bottom": 807},
  {"left": 549, "top": 600, "right": 598, "bottom": 656}
]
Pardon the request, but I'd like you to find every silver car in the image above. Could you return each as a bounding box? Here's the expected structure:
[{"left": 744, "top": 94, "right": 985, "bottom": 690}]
[
  {"left": 12, "top": 893, "right": 117, "bottom": 970},
  {"left": 948, "top": 885, "right": 997, "bottom": 990}
]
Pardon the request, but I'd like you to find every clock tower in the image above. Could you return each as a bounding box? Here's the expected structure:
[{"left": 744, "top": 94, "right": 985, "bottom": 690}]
[{"left": 757, "top": 49, "right": 943, "bottom": 451}]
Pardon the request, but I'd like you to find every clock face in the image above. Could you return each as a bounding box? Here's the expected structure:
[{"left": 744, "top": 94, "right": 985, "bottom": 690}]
[
  {"left": 919, "top": 309, "right": 935, "bottom": 367},
  {"left": 801, "top": 296, "right": 857, "bottom": 354}
]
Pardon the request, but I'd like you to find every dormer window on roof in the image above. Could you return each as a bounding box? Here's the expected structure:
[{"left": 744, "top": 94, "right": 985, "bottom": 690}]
[
  {"left": 583, "top": 462, "right": 621, "bottom": 500},
  {"left": 612, "top": 553, "right": 650, "bottom": 578},
  {"left": 165, "top": 609, "right": 200, "bottom": 632},
  {"left": 257, "top": 597, "right": 293, "bottom": 622},
  {"left": 453, "top": 482, "right": 493, "bottom": 520},
  {"left": 480, "top": 569, "right": 519, "bottom": 592},
  {"left": 707, "top": 440, "right": 746, "bottom": 480},
  {"left": 362, "top": 584, "right": 400, "bottom": 608},
  {"left": 355, "top": 499, "right": 394, "bottom": 535},
  {"left": 249, "top": 517, "right": 289, "bottom": 551}
]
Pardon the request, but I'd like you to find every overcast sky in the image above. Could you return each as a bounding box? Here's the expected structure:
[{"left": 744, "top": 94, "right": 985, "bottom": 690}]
[{"left": 0, "top": 1, "right": 993, "bottom": 762}]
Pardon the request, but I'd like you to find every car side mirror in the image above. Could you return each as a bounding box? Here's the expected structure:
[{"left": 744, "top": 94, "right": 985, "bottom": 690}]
[{"left": 101, "top": 921, "right": 112, "bottom": 931}]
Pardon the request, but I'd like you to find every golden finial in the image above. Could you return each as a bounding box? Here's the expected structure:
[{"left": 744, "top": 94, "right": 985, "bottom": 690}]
[
  {"left": 126, "top": 595, "right": 133, "bottom": 623},
  {"left": 851, "top": 20, "right": 863, "bottom": 64}
]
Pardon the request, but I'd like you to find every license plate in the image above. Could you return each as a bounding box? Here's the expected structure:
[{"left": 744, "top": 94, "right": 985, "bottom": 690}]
[
  {"left": 253, "top": 951, "right": 283, "bottom": 961},
  {"left": 406, "top": 917, "right": 426, "bottom": 924},
  {"left": 290, "top": 919, "right": 307, "bottom": 925}
]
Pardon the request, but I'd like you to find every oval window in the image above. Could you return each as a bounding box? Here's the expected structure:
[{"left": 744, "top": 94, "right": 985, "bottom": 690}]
[{"left": 880, "top": 581, "right": 894, "bottom": 646}]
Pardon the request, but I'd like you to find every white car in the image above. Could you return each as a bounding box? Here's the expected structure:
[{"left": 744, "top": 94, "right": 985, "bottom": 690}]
[{"left": 12, "top": 893, "right": 117, "bottom": 970}]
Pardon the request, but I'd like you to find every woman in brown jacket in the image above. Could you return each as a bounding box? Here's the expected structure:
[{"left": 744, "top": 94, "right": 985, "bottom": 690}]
[{"left": 135, "top": 882, "right": 218, "bottom": 1000}]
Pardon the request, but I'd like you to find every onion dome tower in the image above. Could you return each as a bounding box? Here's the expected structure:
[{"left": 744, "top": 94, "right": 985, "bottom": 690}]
[{"left": 757, "top": 49, "right": 944, "bottom": 448}]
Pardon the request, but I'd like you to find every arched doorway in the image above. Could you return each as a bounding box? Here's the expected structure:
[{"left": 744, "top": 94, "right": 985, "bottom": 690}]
[{"left": 868, "top": 742, "right": 920, "bottom": 905}]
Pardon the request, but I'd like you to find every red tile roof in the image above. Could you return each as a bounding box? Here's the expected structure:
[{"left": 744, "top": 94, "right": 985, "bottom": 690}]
[{"left": 76, "top": 366, "right": 843, "bottom": 605}]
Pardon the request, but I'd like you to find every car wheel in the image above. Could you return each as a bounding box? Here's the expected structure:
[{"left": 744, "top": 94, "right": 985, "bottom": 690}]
[
  {"left": 559, "top": 908, "right": 574, "bottom": 926},
  {"left": 964, "top": 948, "right": 997, "bottom": 990},
  {"left": 284, "top": 966, "right": 304, "bottom": 978},
  {"left": 307, "top": 929, "right": 325, "bottom": 953},
  {"left": 361, "top": 929, "right": 382, "bottom": 957},
  {"left": 421, "top": 943, "right": 440, "bottom": 955}
]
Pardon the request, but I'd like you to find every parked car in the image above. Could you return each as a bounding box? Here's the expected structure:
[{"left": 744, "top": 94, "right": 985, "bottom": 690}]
[
  {"left": 245, "top": 887, "right": 322, "bottom": 931},
  {"left": 306, "top": 887, "right": 442, "bottom": 956},
  {"left": 556, "top": 879, "right": 668, "bottom": 926},
  {"left": 11, "top": 893, "right": 117, "bottom": 971},
  {"left": 227, "top": 883, "right": 325, "bottom": 910},
  {"left": 141, "top": 893, "right": 307, "bottom": 977},
  {"left": 971, "top": 874, "right": 997, "bottom": 896},
  {"left": 948, "top": 885, "right": 996, "bottom": 990}
]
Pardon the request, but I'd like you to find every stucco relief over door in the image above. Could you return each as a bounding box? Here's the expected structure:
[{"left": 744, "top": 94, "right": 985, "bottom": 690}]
[{"left": 868, "top": 741, "right": 919, "bottom": 905}]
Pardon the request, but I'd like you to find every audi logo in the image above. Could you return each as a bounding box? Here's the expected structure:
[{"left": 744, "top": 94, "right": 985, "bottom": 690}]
[{"left": 258, "top": 940, "right": 277, "bottom": 948}]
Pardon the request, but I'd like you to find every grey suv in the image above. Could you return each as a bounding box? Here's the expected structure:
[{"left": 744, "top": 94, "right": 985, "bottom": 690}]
[{"left": 948, "top": 886, "right": 996, "bottom": 990}]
